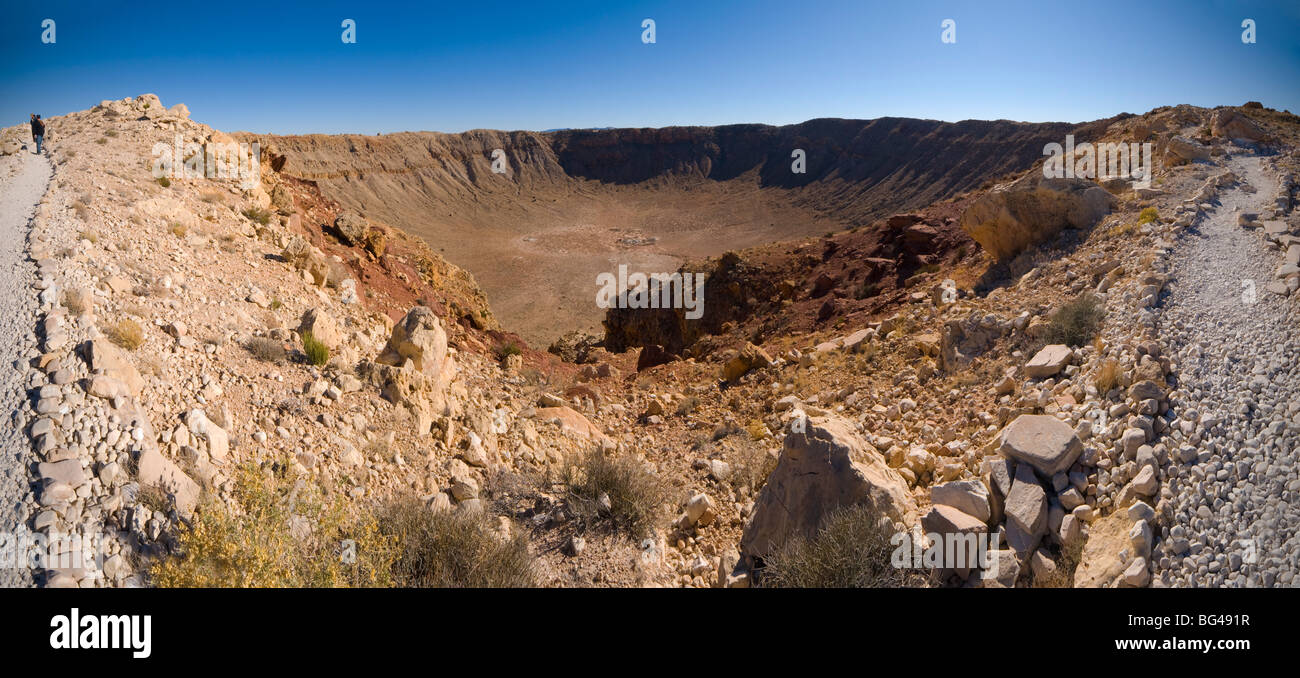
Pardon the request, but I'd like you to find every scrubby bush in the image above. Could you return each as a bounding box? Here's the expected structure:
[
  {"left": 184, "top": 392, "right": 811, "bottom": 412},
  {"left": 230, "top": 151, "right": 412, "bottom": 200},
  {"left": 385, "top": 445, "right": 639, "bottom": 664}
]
[
  {"left": 242, "top": 206, "right": 272, "bottom": 225},
  {"left": 1043, "top": 293, "right": 1105, "bottom": 347},
  {"left": 244, "top": 337, "right": 287, "bottom": 364},
  {"left": 1093, "top": 357, "right": 1121, "bottom": 394},
  {"left": 761, "top": 504, "right": 925, "bottom": 588},
  {"left": 377, "top": 496, "right": 536, "bottom": 588},
  {"left": 558, "top": 448, "right": 665, "bottom": 537},
  {"left": 1137, "top": 207, "right": 1159, "bottom": 225},
  {"left": 156, "top": 177, "right": 170, "bottom": 188},
  {"left": 495, "top": 341, "right": 522, "bottom": 362},
  {"left": 152, "top": 462, "right": 396, "bottom": 588},
  {"left": 105, "top": 318, "right": 144, "bottom": 350}
]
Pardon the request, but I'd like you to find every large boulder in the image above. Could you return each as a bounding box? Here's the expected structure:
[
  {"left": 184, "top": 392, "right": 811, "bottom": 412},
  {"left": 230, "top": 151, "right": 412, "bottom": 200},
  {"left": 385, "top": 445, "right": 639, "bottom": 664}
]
[
  {"left": 1003, "top": 463, "right": 1047, "bottom": 557},
  {"left": 1024, "top": 344, "right": 1072, "bottom": 378},
  {"left": 281, "top": 236, "right": 329, "bottom": 287},
  {"left": 739, "top": 415, "right": 917, "bottom": 567},
  {"left": 185, "top": 408, "right": 229, "bottom": 463},
  {"left": 366, "top": 306, "right": 458, "bottom": 435},
  {"left": 534, "top": 406, "right": 615, "bottom": 450},
  {"left": 377, "top": 306, "right": 449, "bottom": 377},
  {"left": 136, "top": 448, "right": 200, "bottom": 517},
  {"left": 993, "top": 414, "right": 1083, "bottom": 476},
  {"left": 332, "top": 211, "right": 370, "bottom": 246},
  {"left": 298, "top": 307, "right": 341, "bottom": 349},
  {"left": 930, "top": 479, "right": 992, "bottom": 523},
  {"left": 1164, "top": 135, "right": 1211, "bottom": 165},
  {"left": 921, "top": 504, "right": 987, "bottom": 536},
  {"left": 1211, "top": 109, "right": 1269, "bottom": 144},
  {"left": 959, "top": 173, "right": 1114, "bottom": 261},
  {"left": 84, "top": 340, "right": 144, "bottom": 397},
  {"left": 722, "top": 342, "right": 771, "bottom": 381}
]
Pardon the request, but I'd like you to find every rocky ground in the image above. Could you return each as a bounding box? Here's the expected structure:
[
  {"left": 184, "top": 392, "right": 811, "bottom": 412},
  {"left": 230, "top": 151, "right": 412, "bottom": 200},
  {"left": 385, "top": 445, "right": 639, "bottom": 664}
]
[{"left": 1, "top": 97, "right": 1295, "bottom": 588}]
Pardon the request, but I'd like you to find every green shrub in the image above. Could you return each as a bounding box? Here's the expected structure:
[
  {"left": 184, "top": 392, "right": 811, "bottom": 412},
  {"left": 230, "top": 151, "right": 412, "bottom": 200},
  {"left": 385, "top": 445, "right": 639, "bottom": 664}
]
[
  {"left": 761, "top": 504, "right": 926, "bottom": 588},
  {"left": 1137, "top": 207, "right": 1159, "bottom": 225},
  {"left": 495, "top": 341, "right": 522, "bottom": 362},
  {"left": 302, "top": 331, "right": 329, "bottom": 366},
  {"left": 1043, "top": 293, "right": 1106, "bottom": 347},
  {"left": 156, "top": 176, "right": 170, "bottom": 188}
]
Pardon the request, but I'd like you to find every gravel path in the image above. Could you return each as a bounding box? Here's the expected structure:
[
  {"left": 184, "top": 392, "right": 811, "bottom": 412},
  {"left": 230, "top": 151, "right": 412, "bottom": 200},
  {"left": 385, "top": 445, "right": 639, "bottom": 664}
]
[
  {"left": 0, "top": 149, "right": 50, "bottom": 587},
  {"left": 1157, "top": 154, "right": 1300, "bottom": 588}
]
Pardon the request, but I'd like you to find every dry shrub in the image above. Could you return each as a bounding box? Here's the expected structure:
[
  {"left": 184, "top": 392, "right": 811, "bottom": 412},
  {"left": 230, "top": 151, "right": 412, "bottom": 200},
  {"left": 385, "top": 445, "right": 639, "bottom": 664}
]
[
  {"left": 105, "top": 318, "right": 144, "bottom": 350},
  {"left": 242, "top": 206, "right": 272, "bottom": 225},
  {"left": 761, "top": 504, "right": 927, "bottom": 588},
  {"left": 60, "top": 289, "right": 86, "bottom": 315},
  {"left": 1043, "top": 293, "right": 1105, "bottom": 347},
  {"left": 733, "top": 446, "right": 778, "bottom": 494},
  {"left": 377, "top": 496, "right": 536, "bottom": 588},
  {"left": 558, "top": 448, "right": 665, "bottom": 537},
  {"left": 1033, "top": 537, "right": 1085, "bottom": 588},
  {"left": 1094, "top": 358, "right": 1121, "bottom": 394},
  {"left": 152, "top": 462, "right": 396, "bottom": 587},
  {"left": 244, "top": 337, "right": 287, "bottom": 364},
  {"left": 200, "top": 190, "right": 225, "bottom": 204}
]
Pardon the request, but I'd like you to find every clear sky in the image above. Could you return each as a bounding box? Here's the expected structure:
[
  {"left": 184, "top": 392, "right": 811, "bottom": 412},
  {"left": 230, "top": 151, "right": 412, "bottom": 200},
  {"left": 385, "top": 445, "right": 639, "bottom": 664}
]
[{"left": 1, "top": 0, "right": 1297, "bottom": 134}]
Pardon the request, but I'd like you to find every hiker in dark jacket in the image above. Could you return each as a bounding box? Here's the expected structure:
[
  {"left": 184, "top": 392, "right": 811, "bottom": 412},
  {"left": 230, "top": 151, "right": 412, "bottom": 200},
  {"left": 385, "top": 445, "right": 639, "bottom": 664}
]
[{"left": 30, "top": 114, "right": 45, "bottom": 155}]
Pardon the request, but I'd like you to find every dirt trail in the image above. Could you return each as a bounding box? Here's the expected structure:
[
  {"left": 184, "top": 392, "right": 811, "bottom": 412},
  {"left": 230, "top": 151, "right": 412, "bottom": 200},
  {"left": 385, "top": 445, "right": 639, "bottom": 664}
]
[{"left": 0, "top": 148, "right": 50, "bottom": 587}]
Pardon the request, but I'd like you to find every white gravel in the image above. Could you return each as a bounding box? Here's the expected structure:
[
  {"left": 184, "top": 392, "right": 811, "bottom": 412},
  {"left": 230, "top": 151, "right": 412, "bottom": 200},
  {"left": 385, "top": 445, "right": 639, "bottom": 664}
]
[
  {"left": 0, "top": 149, "right": 50, "bottom": 587},
  {"left": 1156, "top": 154, "right": 1300, "bottom": 587}
]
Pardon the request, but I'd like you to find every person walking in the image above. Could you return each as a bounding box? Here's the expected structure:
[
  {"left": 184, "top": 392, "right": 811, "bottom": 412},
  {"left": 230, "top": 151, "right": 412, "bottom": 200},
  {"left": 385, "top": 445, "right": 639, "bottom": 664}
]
[{"left": 30, "top": 114, "right": 45, "bottom": 155}]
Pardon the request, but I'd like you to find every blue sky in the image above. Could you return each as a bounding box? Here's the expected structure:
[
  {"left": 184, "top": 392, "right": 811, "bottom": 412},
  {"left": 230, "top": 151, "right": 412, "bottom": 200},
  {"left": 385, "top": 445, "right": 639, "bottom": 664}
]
[{"left": 1, "top": 0, "right": 1297, "bottom": 134}]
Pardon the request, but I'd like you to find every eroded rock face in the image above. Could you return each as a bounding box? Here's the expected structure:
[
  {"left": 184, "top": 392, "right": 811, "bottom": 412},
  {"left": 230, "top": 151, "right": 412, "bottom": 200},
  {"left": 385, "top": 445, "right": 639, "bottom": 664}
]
[
  {"left": 377, "top": 306, "right": 450, "bottom": 377},
  {"left": 739, "top": 415, "right": 917, "bottom": 569},
  {"left": 960, "top": 172, "right": 1115, "bottom": 261},
  {"left": 366, "top": 306, "right": 458, "bottom": 435}
]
